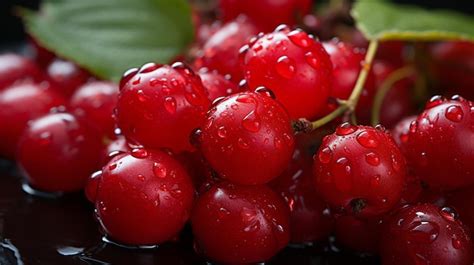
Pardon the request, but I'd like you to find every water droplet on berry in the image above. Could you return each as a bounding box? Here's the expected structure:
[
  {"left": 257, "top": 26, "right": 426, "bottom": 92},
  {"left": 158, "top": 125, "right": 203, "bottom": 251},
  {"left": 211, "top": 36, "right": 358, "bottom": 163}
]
[
  {"left": 407, "top": 221, "right": 440, "bottom": 244},
  {"left": 139, "top": 62, "right": 160, "bottom": 73},
  {"left": 426, "top": 95, "right": 444, "bottom": 109},
  {"left": 238, "top": 138, "right": 249, "bottom": 149},
  {"left": 137, "top": 174, "right": 146, "bottom": 182},
  {"left": 334, "top": 157, "right": 352, "bottom": 192},
  {"left": 108, "top": 163, "right": 117, "bottom": 170},
  {"left": 132, "top": 77, "right": 141, "bottom": 85},
  {"left": 275, "top": 56, "right": 296, "bottom": 79},
  {"left": 275, "top": 24, "right": 290, "bottom": 32},
  {"left": 305, "top": 52, "right": 319, "bottom": 69},
  {"left": 137, "top": 90, "right": 146, "bottom": 102},
  {"left": 241, "top": 111, "right": 261, "bottom": 132},
  {"left": 38, "top": 132, "right": 52, "bottom": 145},
  {"left": 288, "top": 29, "right": 312, "bottom": 48},
  {"left": 236, "top": 94, "right": 256, "bottom": 104},
  {"left": 409, "top": 120, "right": 418, "bottom": 134},
  {"left": 255, "top": 87, "right": 276, "bottom": 99},
  {"left": 392, "top": 155, "right": 401, "bottom": 172},
  {"left": 120, "top": 68, "right": 139, "bottom": 88},
  {"left": 356, "top": 130, "right": 378, "bottom": 148},
  {"left": 163, "top": 96, "right": 177, "bottom": 114},
  {"left": 336, "top": 123, "right": 356, "bottom": 136},
  {"left": 153, "top": 162, "right": 167, "bottom": 178},
  {"left": 365, "top": 152, "right": 380, "bottom": 166},
  {"left": 440, "top": 207, "right": 458, "bottom": 222},
  {"left": 212, "top": 96, "right": 226, "bottom": 106},
  {"left": 371, "top": 175, "right": 381, "bottom": 188},
  {"left": 131, "top": 148, "right": 149, "bottom": 158},
  {"left": 445, "top": 105, "right": 464, "bottom": 122},
  {"left": 452, "top": 237, "right": 462, "bottom": 249},
  {"left": 318, "top": 147, "right": 332, "bottom": 164},
  {"left": 217, "top": 126, "right": 227, "bottom": 138}
]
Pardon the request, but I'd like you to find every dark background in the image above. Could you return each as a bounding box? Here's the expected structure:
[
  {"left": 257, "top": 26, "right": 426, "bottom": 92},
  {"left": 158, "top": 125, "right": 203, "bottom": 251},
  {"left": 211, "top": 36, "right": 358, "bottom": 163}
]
[{"left": 1, "top": 0, "right": 473, "bottom": 44}]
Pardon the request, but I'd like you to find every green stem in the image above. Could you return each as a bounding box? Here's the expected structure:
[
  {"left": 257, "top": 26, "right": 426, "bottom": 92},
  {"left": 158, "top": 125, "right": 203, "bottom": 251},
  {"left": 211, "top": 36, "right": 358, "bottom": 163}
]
[
  {"left": 310, "top": 39, "right": 379, "bottom": 130},
  {"left": 371, "top": 65, "right": 416, "bottom": 126}
]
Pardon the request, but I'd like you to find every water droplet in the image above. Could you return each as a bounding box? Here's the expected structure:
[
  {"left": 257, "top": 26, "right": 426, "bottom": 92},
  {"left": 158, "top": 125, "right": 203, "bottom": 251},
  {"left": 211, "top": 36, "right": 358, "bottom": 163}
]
[
  {"left": 318, "top": 147, "right": 332, "bottom": 164},
  {"left": 217, "top": 126, "right": 227, "bottom": 138},
  {"left": 131, "top": 148, "right": 149, "bottom": 158},
  {"left": 120, "top": 68, "right": 139, "bottom": 88},
  {"left": 38, "top": 131, "right": 52, "bottom": 145},
  {"left": 445, "top": 105, "right": 464, "bottom": 122},
  {"left": 236, "top": 94, "right": 256, "bottom": 104},
  {"left": 452, "top": 237, "right": 462, "bottom": 249},
  {"left": 137, "top": 90, "right": 146, "bottom": 102},
  {"left": 275, "top": 56, "right": 296, "bottom": 79},
  {"left": 242, "top": 111, "right": 261, "bottom": 132},
  {"left": 137, "top": 174, "right": 146, "bottom": 182},
  {"left": 153, "top": 162, "right": 167, "bottom": 178},
  {"left": 365, "top": 152, "right": 380, "bottom": 166},
  {"left": 288, "top": 30, "right": 312, "bottom": 48},
  {"left": 356, "top": 130, "right": 378, "bottom": 148},
  {"left": 212, "top": 96, "right": 226, "bottom": 106},
  {"left": 426, "top": 95, "right": 444, "bottom": 109},
  {"left": 238, "top": 138, "right": 249, "bottom": 149},
  {"left": 407, "top": 221, "right": 440, "bottom": 244},
  {"left": 163, "top": 97, "right": 177, "bottom": 114},
  {"left": 336, "top": 122, "right": 356, "bottom": 136},
  {"left": 305, "top": 52, "right": 319, "bottom": 69},
  {"left": 440, "top": 207, "right": 458, "bottom": 222},
  {"left": 371, "top": 175, "right": 381, "bottom": 188},
  {"left": 333, "top": 157, "right": 352, "bottom": 192},
  {"left": 409, "top": 120, "right": 418, "bottom": 134},
  {"left": 255, "top": 87, "right": 276, "bottom": 99},
  {"left": 132, "top": 77, "right": 141, "bottom": 85},
  {"left": 275, "top": 24, "right": 290, "bottom": 32},
  {"left": 108, "top": 163, "right": 117, "bottom": 170}
]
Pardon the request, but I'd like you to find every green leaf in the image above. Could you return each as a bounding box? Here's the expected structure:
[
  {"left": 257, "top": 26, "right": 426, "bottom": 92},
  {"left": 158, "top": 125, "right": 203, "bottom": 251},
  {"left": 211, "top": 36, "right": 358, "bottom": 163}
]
[
  {"left": 352, "top": 0, "right": 474, "bottom": 41},
  {"left": 22, "top": 0, "right": 194, "bottom": 82}
]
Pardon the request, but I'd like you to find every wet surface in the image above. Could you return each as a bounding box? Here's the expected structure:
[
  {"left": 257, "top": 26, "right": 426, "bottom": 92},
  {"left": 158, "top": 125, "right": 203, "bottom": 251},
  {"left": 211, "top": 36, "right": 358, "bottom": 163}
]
[{"left": 0, "top": 159, "right": 379, "bottom": 265}]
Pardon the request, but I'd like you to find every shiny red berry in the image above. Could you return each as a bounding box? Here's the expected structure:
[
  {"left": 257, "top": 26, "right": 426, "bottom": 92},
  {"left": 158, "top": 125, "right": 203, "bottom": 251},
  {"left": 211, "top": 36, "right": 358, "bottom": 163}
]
[
  {"left": 116, "top": 62, "right": 210, "bottom": 153},
  {"left": 391, "top": 115, "right": 417, "bottom": 151},
  {"left": 46, "top": 58, "right": 90, "bottom": 97},
  {"left": 198, "top": 68, "right": 239, "bottom": 101},
  {"left": 101, "top": 136, "right": 130, "bottom": 164},
  {"left": 17, "top": 112, "right": 103, "bottom": 192},
  {"left": 271, "top": 147, "right": 334, "bottom": 244},
  {"left": 191, "top": 181, "right": 290, "bottom": 264},
  {"left": 0, "top": 54, "right": 43, "bottom": 91},
  {"left": 218, "top": 0, "right": 312, "bottom": 32},
  {"left": 194, "top": 16, "right": 258, "bottom": 82},
  {"left": 70, "top": 81, "right": 119, "bottom": 138},
  {"left": 199, "top": 91, "right": 295, "bottom": 185},
  {"left": 242, "top": 26, "right": 333, "bottom": 119},
  {"left": 381, "top": 204, "right": 473, "bottom": 265},
  {"left": 96, "top": 150, "right": 195, "bottom": 245},
  {"left": 313, "top": 123, "right": 407, "bottom": 217},
  {"left": 404, "top": 96, "right": 474, "bottom": 191},
  {"left": 0, "top": 82, "right": 66, "bottom": 159}
]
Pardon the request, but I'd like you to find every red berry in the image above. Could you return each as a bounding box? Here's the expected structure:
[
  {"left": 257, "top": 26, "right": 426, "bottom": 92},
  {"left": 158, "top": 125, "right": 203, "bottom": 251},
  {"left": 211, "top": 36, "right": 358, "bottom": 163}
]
[
  {"left": 0, "top": 54, "right": 43, "bottom": 91},
  {"left": 218, "top": 0, "right": 312, "bottom": 32},
  {"left": 198, "top": 68, "right": 239, "bottom": 101},
  {"left": 195, "top": 21, "right": 222, "bottom": 46},
  {"left": 391, "top": 115, "right": 417, "bottom": 150},
  {"left": 335, "top": 215, "right": 382, "bottom": 254},
  {"left": 271, "top": 148, "right": 334, "bottom": 244},
  {"left": 46, "top": 58, "right": 90, "bottom": 97},
  {"left": 242, "top": 26, "right": 333, "bottom": 119},
  {"left": 381, "top": 204, "right": 473, "bottom": 265},
  {"left": 117, "top": 62, "right": 210, "bottom": 153},
  {"left": 194, "top": 16, "right": 258, "bottom": 82},
  {"left": 199, "top": 91, "right": 295, "bottom": 185},
  {"left": 17, "top": 112, "right": 103, "bottom": 192},
  {"left": 101, "top": 136, "right": 130, "bottom": 164},
  {"left": 191, "top": 182, "right": 290, "bottom": 264},
  {"left": 404, "top": 96, "right": 474, "bottom": 191},
  {"left": 85, "top": 170, "right": 102, "bottom": 203},
  {"left": 70, "top": 81, "right": 119, "bottom": 138},
  {"left": 0, "top": 82, "right": 66, "bottom": 159},
  {"left": 96, "top": 150, "right": 194, "bottom": 245},
  {"left": 313, "top": 123, "right": 407, "bottom": 217}
]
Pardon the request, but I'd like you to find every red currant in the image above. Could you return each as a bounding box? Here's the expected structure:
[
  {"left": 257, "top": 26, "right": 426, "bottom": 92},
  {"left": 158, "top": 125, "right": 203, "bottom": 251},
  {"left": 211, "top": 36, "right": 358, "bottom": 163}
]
[
  {"left": 70, "top": 81, "right": 119, "bottom": 138},
  {"left": 199, "top": 90, "right": 295, "bottom": 185},
  {"left": 241, "top": 26, "right": 333, "bottom": 119},
  {"left": 17, "top": 112, "right": 103, "bottom": 192},
  {"left": 404, "top": 96, "right": 474, "bottom": 191},
  {"left": 313, "top": 123, "right": 407, "bottom": 217},
  {"left": 194, "top": 16, "right": 258, "bottom": 82},
  {"left": 218, "top": 0, "right": 312, "bottom": 32},
  {"left": 191, "top": 181, "right": 290, "bottom": 264},
  {"left": 0, "top": 54, "right": 43, "bottom": 91},
  {"left": 0, "top": 82, "right": 66, "bottom": 159},
  {"left": 198, "top": 68, "right": 239, "bottom": 101},
  {"left": 96, "top": 149, "right": 194, "bottom": 245},
  {"left": 116, "top": 62, "right": 210, "bottom": 153},
  {"left": 46, "top": 58, "right": 90, "bottom": 97},
  {"left": 380, "top": 204, "right": 473, "bottom": 265}
]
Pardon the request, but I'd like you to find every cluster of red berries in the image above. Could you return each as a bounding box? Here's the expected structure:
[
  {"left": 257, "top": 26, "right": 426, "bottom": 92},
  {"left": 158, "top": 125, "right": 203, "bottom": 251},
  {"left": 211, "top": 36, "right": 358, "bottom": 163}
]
[{"left": 1, "top": 0, "right": 474, "bottom": 264}]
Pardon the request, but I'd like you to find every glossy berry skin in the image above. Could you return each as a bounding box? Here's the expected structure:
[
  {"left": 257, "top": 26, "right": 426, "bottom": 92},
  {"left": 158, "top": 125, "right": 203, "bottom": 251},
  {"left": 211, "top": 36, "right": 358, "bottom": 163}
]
[
  {"left": 271, "top": 148, "right": 334, "bottom": 244},
  {"left": 101, "top": 136, "right": 130, "bottom": 164},
  {"left": 0, "top": 83, "right": 66, "bottom": 159},
  {"left": 313, "top": 124, "right": 407, "bottom": 217},
  {"left": 117, "top": 62, "right": 210, "bottom": 153},
  {"left": 70, "top": 81, "right": 119, "bottom": 138},
  {"left": 47, "top": 58, "right": 90, "bottom": 97},
  {"left": 0, "top": 54, "right": 43, "bottom": 91},
  {"left": 96, "top": 150, "right": 194, "bottom": 245},
  {"left": 391, "top": 115, "right": 417, "bottom": 150},
  {"left": 335, "top": 215, "right": 381, "bottom": 254},
  {"left": 199, "top": 91, "right": 295, "bottom": 185},
  {"left": 404, "top": 96, "right": 474, "bottom": 191},
  {"left": 85, "top": 170, "right": 102, "bottom": 203},
  {"left": 17, "top": 113, "right": 103, "bottom": 192},
  {"left": 218, "top": 0, "right": 312, "bottom": 32},
  {"left": 198, "top": 68, "right": 239, "bottom": 101},
  {"left": 242, "top": 26, "right": 333, "bottom": 119},
  {"left": 191, "top": 182, "right": 290, "bottom": 264},
  {"left": 194, "top": 16, "right": 258, "bottom": 82},
  {"left": 381, "top": 204, "right": 473, "bottom": 265}
]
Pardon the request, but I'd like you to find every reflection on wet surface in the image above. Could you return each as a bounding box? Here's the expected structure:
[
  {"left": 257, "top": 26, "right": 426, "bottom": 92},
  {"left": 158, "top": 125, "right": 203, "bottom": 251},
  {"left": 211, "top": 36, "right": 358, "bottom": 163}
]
[{"left": 0, "top": 159, "right": 379, "bottom": 265}]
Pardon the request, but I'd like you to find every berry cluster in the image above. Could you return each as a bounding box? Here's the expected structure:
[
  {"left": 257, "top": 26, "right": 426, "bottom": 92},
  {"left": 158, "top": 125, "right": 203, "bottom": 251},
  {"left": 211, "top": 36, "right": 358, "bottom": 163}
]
[{"left": 1, "top": 1, "right": 474, "bottom": 264}]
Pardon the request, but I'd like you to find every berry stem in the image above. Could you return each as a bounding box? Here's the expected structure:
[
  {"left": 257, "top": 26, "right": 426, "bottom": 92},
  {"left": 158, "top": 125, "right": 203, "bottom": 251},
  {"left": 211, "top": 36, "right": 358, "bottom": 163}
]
[
  {"left": 310, "top": 39, "right": 379, "bottom": 130},
  {"left": 371, "top": 65, "right": 416, "bottom": 126}
]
